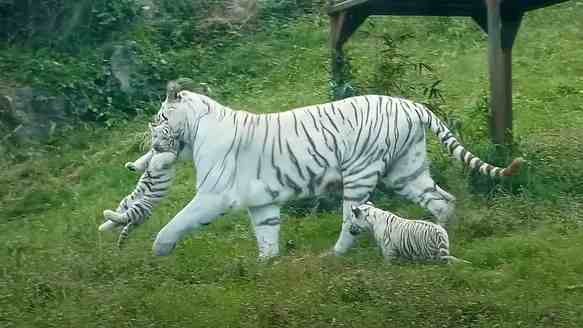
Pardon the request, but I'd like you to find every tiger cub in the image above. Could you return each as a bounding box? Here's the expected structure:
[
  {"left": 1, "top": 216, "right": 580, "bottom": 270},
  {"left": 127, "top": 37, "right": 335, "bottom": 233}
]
[
  {"left": 349, "top": 203, "right": 468, "bottom": 264},
  {"left": 101, "top": 122, "right": 178, "bottom": 247}
]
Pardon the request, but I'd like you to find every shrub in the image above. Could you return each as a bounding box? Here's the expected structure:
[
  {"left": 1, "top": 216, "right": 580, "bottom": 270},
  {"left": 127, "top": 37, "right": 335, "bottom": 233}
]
[{"left": 0, "top": 0, "right": 139, "bottom": 51}]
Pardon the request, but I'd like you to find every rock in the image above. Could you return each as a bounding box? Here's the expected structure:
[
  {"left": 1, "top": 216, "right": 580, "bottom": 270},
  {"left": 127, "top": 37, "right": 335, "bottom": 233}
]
[
  {"left": 110, "top": 41, "right": 139, "bottom": 95},
  {"left": 0, "top": 86, "right": 72, "bottom": 143}
]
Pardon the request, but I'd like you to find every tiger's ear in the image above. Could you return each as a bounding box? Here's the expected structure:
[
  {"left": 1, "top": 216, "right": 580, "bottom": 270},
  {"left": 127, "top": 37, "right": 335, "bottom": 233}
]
[
  {"left": 166, "top": 77, "right": 196, "bottom": 102},
  {"left": 365, "top": 201, "right": 374, "bottom": 206},
  {"left": 351, "top": 205, "right": 361, "bottom": 218},
  {"left": 196, "top": 82, "right": 212, "bottom": 96}
]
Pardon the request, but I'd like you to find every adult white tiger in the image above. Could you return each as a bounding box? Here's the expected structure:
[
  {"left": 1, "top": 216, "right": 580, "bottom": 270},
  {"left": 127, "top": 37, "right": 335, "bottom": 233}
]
[{"left": 102, "top": 87, "right": 522, "bottom": 258}]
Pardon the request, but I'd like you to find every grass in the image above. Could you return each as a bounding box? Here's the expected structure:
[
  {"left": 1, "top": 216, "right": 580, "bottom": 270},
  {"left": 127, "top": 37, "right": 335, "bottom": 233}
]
[{"left": 2, "top": 1, "right": 583, "bottom": 327}]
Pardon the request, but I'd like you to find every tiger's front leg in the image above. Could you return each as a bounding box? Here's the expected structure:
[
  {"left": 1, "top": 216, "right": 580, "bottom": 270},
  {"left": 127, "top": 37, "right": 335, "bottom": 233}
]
[
  {"left": 153, "top": 193, "right": 229, "bottom": 256},
  {"left": 332, "top": 201, "right": 357, "bottom": 255},
  {"left": 248, "top": 204, "right": 281, "bottom": 260}
]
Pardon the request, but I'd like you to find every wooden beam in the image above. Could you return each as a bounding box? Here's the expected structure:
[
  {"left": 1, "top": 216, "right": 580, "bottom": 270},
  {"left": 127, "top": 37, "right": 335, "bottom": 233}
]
[
  {"left": 330, "top": 0, "right": 570, "bottom": 17},
  {"left": 328, "top": 0, "right": 369, "bottom": 14},
  {"left": 518, "top": 0, "right": 570, "bottom": 12},
  {"left": 366, "top": 0, "right": 481, "bottom": 17}
]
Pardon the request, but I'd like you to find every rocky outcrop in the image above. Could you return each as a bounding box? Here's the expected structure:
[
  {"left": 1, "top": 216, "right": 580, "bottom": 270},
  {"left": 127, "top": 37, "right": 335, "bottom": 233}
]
[
  {"left": 110, "top": 41, "right": 139, "bottom": 96},
  {"left": 0, "top": 86, "right": 72, "bottom": 143}
]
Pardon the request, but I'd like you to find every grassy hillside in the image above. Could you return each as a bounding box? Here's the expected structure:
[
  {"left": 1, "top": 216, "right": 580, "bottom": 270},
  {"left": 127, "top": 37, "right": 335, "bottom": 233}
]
[{"left": 2, "top": 1, "right": 583, "bottom": 327}]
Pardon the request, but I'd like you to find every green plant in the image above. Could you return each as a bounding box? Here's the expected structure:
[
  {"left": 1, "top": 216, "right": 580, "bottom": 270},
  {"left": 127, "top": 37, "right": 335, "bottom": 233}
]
[
  {"left": 365, "top": 31, "right": 445, "bottom": 106},
  {"left": 0, "top": 0, "right": 139, "bottom": 51}
]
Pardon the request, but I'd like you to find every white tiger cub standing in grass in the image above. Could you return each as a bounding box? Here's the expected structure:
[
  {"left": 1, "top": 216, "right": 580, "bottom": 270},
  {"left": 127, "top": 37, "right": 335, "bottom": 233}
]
[
  {"left": 349, "top": 202, "right": 469, "bottom": 264},
  {"left": 99, "top": 121, "right": 179, "bottom": 247},
  {"left": 99, "top": 79, "right": 523, "bottom": 259}
]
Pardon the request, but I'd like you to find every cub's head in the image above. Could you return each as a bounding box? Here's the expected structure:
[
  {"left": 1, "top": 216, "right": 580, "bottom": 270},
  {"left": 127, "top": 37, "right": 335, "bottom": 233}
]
[
  {"left": 149, "top": 122, "right": 178, "bottom": 153},
  {"left": 349, "top": 202, "right": 375, "bottom": 236}
]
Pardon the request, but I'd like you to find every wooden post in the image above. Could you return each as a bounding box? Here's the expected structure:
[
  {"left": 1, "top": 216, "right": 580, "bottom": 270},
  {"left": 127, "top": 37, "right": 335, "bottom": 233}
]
[
  {"left": 485, "top": 1, "right": 522, "bottom": 146},
  {"left": 330, "top": 12, "right": 347, "bottom": 94},
  {"left": 485, "top": 0, "right": 510, "bottom": 145},
  {"left": 329, "top": 8, "right": 368, "bottom": 99}
]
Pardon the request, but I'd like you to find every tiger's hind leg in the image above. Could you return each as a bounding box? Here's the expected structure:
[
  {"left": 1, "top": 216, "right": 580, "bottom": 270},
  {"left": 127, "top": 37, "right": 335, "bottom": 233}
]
[
  {"left": 390, "top": 171, "right": 455, "bottom": 228},
  {"left": 384, "top": 142, "right": 456, "bottom": 228},
  {"left": 382, "top": 246, "right": 398, "bottom": 264},
  {"left": 248, "top": 204, "right": 281, "bottom": 260}
]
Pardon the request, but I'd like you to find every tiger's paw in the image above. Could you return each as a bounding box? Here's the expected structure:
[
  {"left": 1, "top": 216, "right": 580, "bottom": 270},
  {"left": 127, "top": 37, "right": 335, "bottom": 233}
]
[
  {"left": 257, "top": 255, "right": 280, "bottom": 265},
  {"left": 318, "top": 249, "right": 338, "bottom": 258}
]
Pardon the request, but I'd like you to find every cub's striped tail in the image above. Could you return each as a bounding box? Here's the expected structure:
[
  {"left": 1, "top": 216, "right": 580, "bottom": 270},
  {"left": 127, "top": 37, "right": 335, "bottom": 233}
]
[
  {"left": 103, "top": 209, "right": 135, "bottom": 248},
  {"left": 441, "top": 255, "right": 471, "bottom": 265},
  {"left": 416, "top": 103, "right": 524, "bottom": 178}
]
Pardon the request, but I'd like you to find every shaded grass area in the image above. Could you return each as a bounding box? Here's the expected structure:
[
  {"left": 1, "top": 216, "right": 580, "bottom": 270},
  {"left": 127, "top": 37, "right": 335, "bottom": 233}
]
[{"left": 2, "top": 1, "right": 583, "bottom": 327}]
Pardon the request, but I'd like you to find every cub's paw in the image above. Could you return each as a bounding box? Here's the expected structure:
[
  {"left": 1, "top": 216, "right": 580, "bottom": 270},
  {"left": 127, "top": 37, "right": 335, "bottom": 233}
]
[
  {"left": 98, "top": 219, "right": 120, "bottom": 232},
  {"left": 124, "top": 162, "right": 138, "bottom": 172},
  {"left": 103, "top": 209, "right": 126, "bottom": 225}
]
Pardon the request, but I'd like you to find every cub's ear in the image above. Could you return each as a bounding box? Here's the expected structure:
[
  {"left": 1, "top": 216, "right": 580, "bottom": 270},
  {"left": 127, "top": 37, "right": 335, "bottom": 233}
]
[
  {"left": 351, "top": 205, "right": 361, "bottom": 218},
  {"left": 365, "top": 201, "right": 374, "bottom": 206}
]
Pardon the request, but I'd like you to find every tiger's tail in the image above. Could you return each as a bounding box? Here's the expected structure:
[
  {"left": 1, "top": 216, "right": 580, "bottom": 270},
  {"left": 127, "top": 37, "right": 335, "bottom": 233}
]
[{"left": 417, "top": 103, "right": 524, "bottom": 178}]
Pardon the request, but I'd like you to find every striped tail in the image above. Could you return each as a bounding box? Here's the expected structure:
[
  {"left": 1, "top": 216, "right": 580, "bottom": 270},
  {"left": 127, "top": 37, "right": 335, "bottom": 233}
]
[
  {"left": 117, "top": 223, "right": 134, "bottom": 249},
  {"left": 441, "top": 255, "right": 471, "bottom": 264},
  {"left": 417, "top": 103, "right": 524, "bottom": 178},
  {"left": 102, "top": 210, "right": 135, "bottom": 249}
]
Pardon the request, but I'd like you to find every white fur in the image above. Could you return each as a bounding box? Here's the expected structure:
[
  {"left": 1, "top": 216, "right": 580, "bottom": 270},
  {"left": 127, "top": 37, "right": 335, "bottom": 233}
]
[{"left": 111, "top": 92, "right": 517, "bottom": 258}]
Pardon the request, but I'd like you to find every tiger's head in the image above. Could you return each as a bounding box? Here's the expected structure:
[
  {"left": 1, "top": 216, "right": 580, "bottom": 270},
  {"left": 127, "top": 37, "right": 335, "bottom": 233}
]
[
  {"left": 349, "top": 201, "right": 375, "bottom": 236},
  {"left": 152, "top": 78, "right": 215, "bottom": 146}
]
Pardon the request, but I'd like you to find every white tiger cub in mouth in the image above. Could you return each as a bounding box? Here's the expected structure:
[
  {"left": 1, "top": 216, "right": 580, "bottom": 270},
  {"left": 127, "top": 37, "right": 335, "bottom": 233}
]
[
  {"left": 350, "top": 203, "right": 469, "bottom": 264},
  {"left": 99, "top": 121, "right": 179, "bottom": 247}
]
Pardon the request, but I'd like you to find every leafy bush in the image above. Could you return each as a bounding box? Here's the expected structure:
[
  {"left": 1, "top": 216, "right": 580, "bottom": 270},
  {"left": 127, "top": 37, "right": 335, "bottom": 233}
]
[
  {"left": 364, "top": 31, "right": 445, "bottom": 105},
  {"left": 0, "top": 0, "right": 139, "bottom": 51}
]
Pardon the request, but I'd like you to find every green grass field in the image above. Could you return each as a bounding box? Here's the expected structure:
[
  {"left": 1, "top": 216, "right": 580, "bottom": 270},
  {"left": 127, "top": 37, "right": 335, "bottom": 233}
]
[{"left": 2, "top": 2, "right": 583, "bottom": 327}]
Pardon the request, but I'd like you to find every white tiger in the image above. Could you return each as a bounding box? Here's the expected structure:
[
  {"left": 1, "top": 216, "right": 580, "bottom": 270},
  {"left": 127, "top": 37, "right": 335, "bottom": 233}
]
[
  {"left": 99, "top": 86, "right": 523, "bottom": 259},
  {"left": 349, "top": 203, "right": 468, "bottom": 264},
  {"left": 99, "top": 122, "right": 178, "bottom": 247}
]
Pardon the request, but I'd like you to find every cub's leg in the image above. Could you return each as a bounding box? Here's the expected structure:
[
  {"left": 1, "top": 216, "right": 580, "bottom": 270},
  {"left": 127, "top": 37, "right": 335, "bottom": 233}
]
[
  {"left": 384, "top": 140, "right": 456, "bottom": 227},
  {"left": 153, "top": 193, "right": 229, "bottom": 256},
  {"left": 382, "top": 246, "right": 398, "bottom": 264},
  {"left": 125, "top": 150, "right": 154, "bottom": 172},
  {"left": 248, "top": 204, "right": 281, "bottom": 260}
]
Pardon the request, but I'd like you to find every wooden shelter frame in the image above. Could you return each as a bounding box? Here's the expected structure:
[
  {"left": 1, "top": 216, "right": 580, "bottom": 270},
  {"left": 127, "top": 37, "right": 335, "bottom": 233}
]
[{"left": 328, "top": 0, "right": 570, "bottom": 145}]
